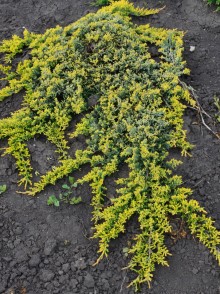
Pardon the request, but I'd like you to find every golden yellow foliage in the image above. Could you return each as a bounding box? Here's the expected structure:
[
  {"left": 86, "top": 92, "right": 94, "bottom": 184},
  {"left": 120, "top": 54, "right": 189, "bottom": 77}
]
[{"left": 0, "top": 0, "right": 219, "bottom": 290}]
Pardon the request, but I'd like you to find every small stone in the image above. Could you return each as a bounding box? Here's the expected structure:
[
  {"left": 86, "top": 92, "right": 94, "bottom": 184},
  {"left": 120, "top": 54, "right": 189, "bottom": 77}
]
[
  {"left": 190, "top": 46, "right": 196, "bottom": 52},
  {"left": 102, "top": 278, "right": 110, "bottom": 290},
  {"left": 202, "top": 274, "right": 209, "bottom": 284},
  {"left": 59, "top": 274, "right": 68, "bottom": 284},
  {"left": 53, "top": 280, "right": 60, "bottom": 287},
  {"left": 14, "top": 239, "right": 21, "bottom": 246},
  {"left": 14, "top": 227, "right": 23, "bottom": 235},
  {"left": 29, "top": 254, "right": 41, "bottom": 267},
  {"left": 78, "top": 276, "right": 83, "bottom": 283},
  {"left": 84, "top": 273, "right": 95, "bottom": 288},
  {"left": 56, "top": 256, "right": 64, "bottom": 264},
  {"left": 30, "top": 268, "right": 37, "bottom": 276},
  {"left": 9, "top": 261, "right": 16, "bottom": 267},
  {"left": 10, "top": 272, "right": 18, "bottom": 280},
  {"left": 72, "top": 258, "right": 87, "bottom": 270},
  {"left": 14, "top": 249, "right": 28, "bottom": 263},
  {"left": 89, "top": 260, "right": 96, "bottom": 266},
  {"left": 97, "top": 262, "right": 105, "bottom": 271},
  {"left": 40, "top": 269, "right": 55, "bottom": 282},
  {"left": 18, "top": 265, "right": 28, "bottom": 274},
  {"left": 199, "top": 260, "right": 204, "bottom": 265},
  {"left": 70, "top": 278, "right": 78, "bottom": 288},
  {"left": 204, "top": 255, "right": 209, "bottom": 265},
  {"left": 32, "top": 247, "right": 40, "bottom": 254},
  {"left": 192, "top": 268, "right": 198, "bottom": 275},
  {"left": 62, "top": 263, "right": 70, "bottom": 273},
  {"left": 44, "top": 239, "right": 57, "bottom": 256},
  {"left": 106, "top": 271, "right": 112, "bottom": 278},
  {"left": 7, "top": 242, "right": 14, "bottom": 249}
]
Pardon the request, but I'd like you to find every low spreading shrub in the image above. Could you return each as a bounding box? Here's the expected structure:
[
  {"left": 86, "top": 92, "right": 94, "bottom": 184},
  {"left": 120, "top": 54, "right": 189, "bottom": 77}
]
[
  {"left": 93, "top": 0, "right": 110, "bottom": 6},
  {"left": 0, "top": 184, "right": 7, "bottom": 195},
  {"left": 95, "top": 0, "right": 220, "bottom": 10},
  {"left": 207, "top": 0, "right": 220, "bottom": 10},
  {"left": 0, "top": 0, "right": 220, "bottom": 290}
]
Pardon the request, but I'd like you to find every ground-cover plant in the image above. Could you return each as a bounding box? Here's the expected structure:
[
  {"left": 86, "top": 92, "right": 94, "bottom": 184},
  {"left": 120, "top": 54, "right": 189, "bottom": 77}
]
[
  {"left": 0, "top": 0, "right": 220, "bottom": 290},
  {"left": 207, "top": 0, "right": 220, "bottom": 10},
  {"left": 0, "top": 184, "right": 7, "bottom": 195},
  {"left": 93, "top": 0, "right": 110, "bottom": 6},
  {"left": 47, "top": 176, "right": 82, "bottom": 207},
  {"left": 93, "top": 0, "right": 118, "bottom": 6}
]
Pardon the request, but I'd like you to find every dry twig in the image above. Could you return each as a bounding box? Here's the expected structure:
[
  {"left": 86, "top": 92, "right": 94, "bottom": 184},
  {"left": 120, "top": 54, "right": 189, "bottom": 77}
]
[{"left": 179, "top": 80, "right": 220, "bottom": 139}]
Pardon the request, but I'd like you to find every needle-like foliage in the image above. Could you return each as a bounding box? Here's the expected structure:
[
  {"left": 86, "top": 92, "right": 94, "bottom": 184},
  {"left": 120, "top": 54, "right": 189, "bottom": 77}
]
[
  {"left": 207, "top": 0, "right": 220, "bottom": 10},
  {"left": 0, "top": 0, "right": 220, "bottom": 290}
]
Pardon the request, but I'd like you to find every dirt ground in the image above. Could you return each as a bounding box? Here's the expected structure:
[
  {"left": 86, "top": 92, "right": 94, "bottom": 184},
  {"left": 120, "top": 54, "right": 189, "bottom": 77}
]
[{"left": 0, "top": 0, "right": 220, "bottom": 293}]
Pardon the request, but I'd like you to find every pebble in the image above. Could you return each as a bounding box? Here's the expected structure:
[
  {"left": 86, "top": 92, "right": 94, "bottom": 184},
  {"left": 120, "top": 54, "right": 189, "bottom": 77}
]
[
  {"left": 202, "top": 275, "right": 209, "bottom": 284},
  {"left": 72, "top": 258, "right": 87, "bottom": 270},
  {"left": 101, "top": 278, "right": 110, "bottom": 290},
  {"left": 44, "top": 258, "right": 49, "bottom": 264},
  {"left": 70, "top": 278, "right": 78, "bottom": 288},
  {"left": 14, "top": 238, "right": 21, "bottom": 246},
  {"left": 189, "top": 45, "right": 196, "bottom": 52},
  {"left": 83, "top": 273, "right": 95, "bottom": 288},
  {"left": 40, "top": 269, "right": 55, "bottom": 282},
  {"left": 53, "top": 280, "right": 60, "bottom": 287},
  {"left": 29, "top": 254, "right": 41, "bottom": 267},
  {"left": 59, "top": 274, "right": 68, "bottom": 283},
  {"left": 192, "top": 268, "right": 198, "bottom": 274},
  {"left": 14, "top": 227, "right": 23, "bottom": 235},
  {"left": 44, "top": 239, "right": 57, "bottom": 256},
  {"left": 62, "top": 263, "right": 70, "bottom": 273},
  {"left": 14, "top": 249, "right": 28, "bottom": 263}
]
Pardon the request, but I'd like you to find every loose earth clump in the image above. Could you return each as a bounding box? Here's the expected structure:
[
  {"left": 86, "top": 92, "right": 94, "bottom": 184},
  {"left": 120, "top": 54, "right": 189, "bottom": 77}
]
[{"left": 0, "top": 0, "right": 220, "bottom": 293}]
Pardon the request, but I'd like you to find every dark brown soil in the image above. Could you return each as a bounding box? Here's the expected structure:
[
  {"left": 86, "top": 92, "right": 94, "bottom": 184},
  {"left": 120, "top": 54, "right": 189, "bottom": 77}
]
[{"left": 0, "top": 0, "right": 220, "bottom": 293}]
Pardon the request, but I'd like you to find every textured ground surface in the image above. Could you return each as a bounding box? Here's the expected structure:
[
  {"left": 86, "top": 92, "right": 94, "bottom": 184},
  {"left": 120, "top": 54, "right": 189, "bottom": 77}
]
[{"left": 0, "top": 0, "right": 220, "bottom": 293}]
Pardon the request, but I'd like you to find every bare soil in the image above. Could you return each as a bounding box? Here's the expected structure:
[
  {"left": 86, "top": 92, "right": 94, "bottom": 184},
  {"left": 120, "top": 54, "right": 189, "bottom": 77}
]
[{"left": 0, "top": 0, "right": 220, "bottom": 293}]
